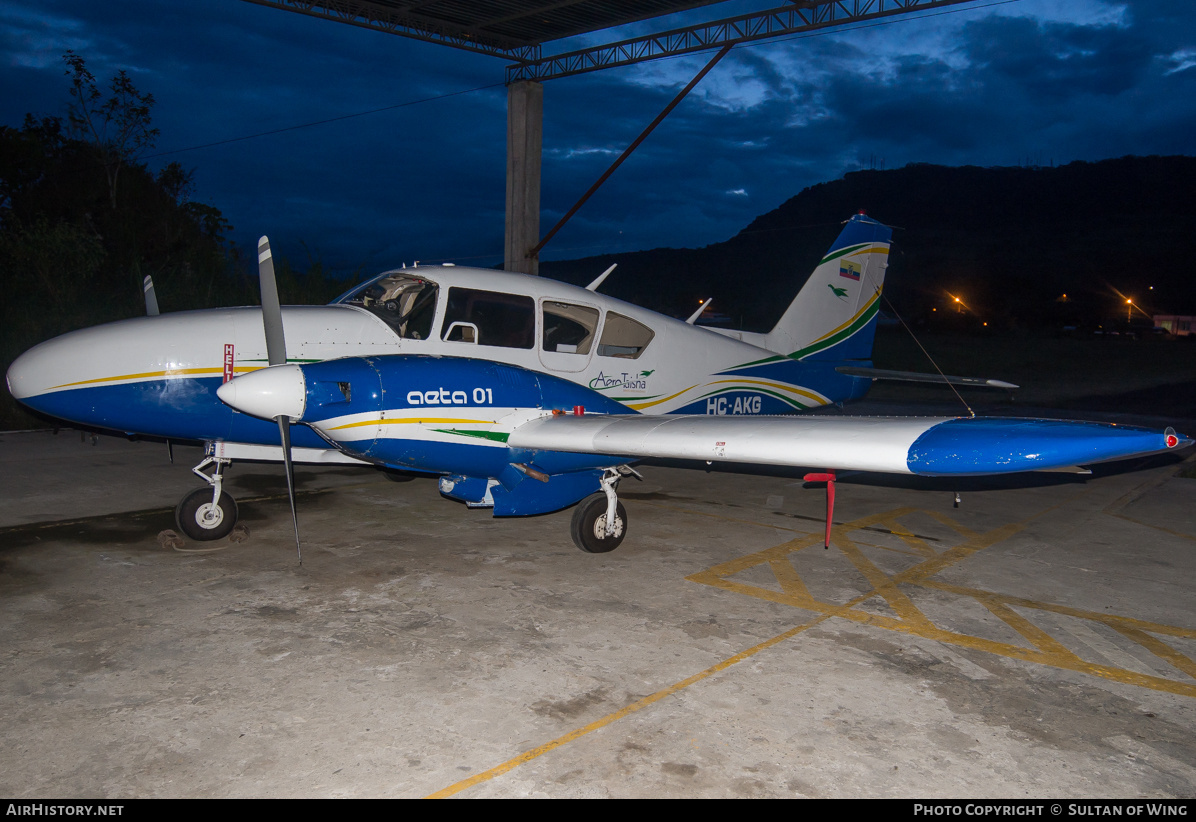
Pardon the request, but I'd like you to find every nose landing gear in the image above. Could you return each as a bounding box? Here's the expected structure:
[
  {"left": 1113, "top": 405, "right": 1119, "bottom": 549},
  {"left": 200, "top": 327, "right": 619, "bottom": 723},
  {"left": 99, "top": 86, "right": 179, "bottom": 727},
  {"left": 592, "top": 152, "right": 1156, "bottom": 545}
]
[{"left": 176, "top": 455, "right": 239, "bottom": 541}]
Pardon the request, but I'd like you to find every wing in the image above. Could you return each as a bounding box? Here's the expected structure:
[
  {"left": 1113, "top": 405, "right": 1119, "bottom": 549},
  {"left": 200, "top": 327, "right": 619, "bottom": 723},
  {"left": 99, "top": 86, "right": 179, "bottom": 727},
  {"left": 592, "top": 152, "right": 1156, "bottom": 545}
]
[{"left": 509, "top": 414, "right": 1190, "bottom": 476}]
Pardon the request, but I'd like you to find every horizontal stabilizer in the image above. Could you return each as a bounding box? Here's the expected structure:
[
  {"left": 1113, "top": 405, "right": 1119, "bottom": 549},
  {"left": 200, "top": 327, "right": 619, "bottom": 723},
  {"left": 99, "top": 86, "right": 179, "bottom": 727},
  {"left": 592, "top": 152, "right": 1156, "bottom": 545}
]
[
  {"left": 836, "top": 366, "right": 1018, "bottom": 390},
  {"left": 509, "top": 414, "right": 1189, "bottom": 477}
]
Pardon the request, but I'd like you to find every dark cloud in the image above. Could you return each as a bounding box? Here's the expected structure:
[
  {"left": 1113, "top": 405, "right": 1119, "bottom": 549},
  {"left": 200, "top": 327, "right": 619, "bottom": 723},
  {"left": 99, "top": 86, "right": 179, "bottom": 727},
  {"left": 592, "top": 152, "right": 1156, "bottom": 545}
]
[
  {"left": 958, "top": 15, "right": 1153, "bottom": 99},
  {"left": 1, "top": 0, "right": 1194, "bottom": 276}
]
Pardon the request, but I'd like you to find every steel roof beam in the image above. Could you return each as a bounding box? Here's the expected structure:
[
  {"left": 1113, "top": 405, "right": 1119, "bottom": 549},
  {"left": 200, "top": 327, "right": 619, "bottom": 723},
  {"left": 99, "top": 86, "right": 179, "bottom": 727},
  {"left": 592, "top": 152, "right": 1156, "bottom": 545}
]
[
  {"left": 241, "top": 0, "right": 540, "bottom": 59},
  {"left": 507, "top": 0, "right": 981, "bottom": 81}
]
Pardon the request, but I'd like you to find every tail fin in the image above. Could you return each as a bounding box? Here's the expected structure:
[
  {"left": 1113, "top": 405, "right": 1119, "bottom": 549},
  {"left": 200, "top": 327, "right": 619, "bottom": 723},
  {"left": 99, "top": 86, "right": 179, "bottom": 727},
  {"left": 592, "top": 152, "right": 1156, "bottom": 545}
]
[{"left": 764, "top": 213, "right": 892, "bottom": 361}]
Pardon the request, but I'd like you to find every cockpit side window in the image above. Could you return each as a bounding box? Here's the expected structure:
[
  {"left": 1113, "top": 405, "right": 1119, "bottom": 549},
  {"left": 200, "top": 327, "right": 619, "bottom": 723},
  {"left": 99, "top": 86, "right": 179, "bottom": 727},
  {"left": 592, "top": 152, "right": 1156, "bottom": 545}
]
[
  {"left": 542, "top": 301, "right": 599, "bottom": 354},
  {"left": 442, "top": 287, "right": 535, "bottom": 349},
  {"left": 598, "top": 312, "right": 654, "bottom": 359},
  {"left": 336, "top": 273, "right": 439, "bottom": 340}
]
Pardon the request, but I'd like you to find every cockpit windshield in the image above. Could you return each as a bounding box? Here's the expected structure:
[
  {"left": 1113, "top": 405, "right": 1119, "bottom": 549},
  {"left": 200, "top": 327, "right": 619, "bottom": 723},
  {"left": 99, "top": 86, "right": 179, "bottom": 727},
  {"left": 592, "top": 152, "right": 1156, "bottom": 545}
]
[{"left": 335, "top": 272, "right": 439, "bottom": 340}]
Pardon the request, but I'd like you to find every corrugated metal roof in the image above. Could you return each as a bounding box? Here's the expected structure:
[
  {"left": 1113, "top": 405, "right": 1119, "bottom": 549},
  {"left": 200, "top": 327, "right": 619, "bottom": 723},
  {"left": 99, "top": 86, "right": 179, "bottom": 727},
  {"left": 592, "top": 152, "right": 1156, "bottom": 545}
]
[{"left": 247, "top": 0, "right": 739, "bottom": 52}]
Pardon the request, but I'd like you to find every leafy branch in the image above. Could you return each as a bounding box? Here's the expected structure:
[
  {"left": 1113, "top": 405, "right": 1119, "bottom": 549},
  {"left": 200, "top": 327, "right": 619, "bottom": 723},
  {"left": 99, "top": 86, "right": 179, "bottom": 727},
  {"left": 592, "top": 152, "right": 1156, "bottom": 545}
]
[{"left": 64, "top": 51, "right": 160, "bottom": 210}]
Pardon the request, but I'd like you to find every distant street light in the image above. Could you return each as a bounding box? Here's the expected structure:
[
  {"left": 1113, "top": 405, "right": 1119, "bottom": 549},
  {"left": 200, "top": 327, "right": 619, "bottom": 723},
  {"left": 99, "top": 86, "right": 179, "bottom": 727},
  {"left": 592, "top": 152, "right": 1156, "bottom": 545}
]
[{"left": 1126, "top": 298, "right": 1133, "bottom": 323}]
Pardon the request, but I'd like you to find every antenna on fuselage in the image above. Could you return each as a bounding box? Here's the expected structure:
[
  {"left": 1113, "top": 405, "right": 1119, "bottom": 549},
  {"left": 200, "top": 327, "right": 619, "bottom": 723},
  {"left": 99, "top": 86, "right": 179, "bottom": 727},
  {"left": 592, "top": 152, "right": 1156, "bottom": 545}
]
[
  {"left": 686, "top": 298, "right": 712, "bottom": 325},
  {"left": 585, "top": 264, "right": 617, "bottom": 292}
]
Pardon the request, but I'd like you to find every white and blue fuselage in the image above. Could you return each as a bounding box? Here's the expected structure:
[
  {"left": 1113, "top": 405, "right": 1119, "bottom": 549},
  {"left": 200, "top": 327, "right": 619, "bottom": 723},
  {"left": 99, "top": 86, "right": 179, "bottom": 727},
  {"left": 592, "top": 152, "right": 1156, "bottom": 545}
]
[{"left": 6, "top": 214, "right": 1189, "bottom": 543}]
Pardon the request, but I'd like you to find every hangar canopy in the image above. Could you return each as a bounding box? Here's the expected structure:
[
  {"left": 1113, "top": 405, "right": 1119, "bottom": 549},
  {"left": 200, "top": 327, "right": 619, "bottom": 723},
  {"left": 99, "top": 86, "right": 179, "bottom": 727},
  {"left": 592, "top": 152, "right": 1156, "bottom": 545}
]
[
  {"left": 244, "top": 1, "right": 982, "bottom": 80},
  {"left": 244, "top": 0, "right": 982, "bottom": 273},
  {"left": 245, "top": 1, "right": 730, "bottom": 55}
]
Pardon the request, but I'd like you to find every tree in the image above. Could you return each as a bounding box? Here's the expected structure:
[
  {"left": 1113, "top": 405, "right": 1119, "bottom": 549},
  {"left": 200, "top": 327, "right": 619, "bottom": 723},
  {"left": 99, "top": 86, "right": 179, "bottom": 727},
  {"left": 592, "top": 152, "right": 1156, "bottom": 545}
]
[{"left": 63, "top": 52, "right": 159, "bottom": 210}]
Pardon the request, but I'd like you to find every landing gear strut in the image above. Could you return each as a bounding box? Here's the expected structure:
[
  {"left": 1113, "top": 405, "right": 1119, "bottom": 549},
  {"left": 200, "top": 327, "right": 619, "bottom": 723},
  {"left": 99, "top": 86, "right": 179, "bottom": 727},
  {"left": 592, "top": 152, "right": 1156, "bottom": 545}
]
[
  {"left": 570, "top": 467, "right": 636, "bottom": 553},
  {"left": 176, "top": 455, "right": 239, "bottom": 541}
]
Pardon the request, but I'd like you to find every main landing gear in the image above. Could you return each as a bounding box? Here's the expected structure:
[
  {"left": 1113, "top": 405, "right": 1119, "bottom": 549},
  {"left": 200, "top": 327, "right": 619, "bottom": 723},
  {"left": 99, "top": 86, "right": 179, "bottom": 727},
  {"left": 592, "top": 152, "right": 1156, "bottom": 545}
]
[
  {"left": 570, "top": 466, "right": 639, "bottom": 553},
  {"left": 176, "top": 455, "right": 239, "bottom": 541}
]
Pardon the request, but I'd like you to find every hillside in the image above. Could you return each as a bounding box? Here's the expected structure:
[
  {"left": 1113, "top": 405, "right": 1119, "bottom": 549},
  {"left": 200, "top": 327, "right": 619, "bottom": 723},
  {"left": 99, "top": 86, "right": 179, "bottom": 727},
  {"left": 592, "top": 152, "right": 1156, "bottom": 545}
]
[{"left": 541, "top": 156, "right": 1196, "bottom": 332}]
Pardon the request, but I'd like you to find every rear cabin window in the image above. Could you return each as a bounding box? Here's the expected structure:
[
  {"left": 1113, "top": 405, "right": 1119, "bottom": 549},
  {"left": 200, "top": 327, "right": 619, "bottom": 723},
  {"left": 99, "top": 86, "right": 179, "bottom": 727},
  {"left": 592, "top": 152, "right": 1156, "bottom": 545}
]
[
  {"left": 542, "top": 301, "right": 599, "bottom": 354},
  {"left": 597, "top": 312, "right": 654, "bottom": 359},
  {"left": 442, "top": 287, "right": 535, "bottom": 349}
]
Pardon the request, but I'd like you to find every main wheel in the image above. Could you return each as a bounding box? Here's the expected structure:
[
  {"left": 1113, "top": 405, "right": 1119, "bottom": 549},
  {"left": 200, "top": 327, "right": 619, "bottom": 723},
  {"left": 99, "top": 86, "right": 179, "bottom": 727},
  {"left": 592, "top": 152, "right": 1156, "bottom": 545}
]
[
  {"left": 175, "top": 487, "right": 239, "bottom": 541},
  {"left": 570, "top": 492, "right": 627, "bottom": 554}
]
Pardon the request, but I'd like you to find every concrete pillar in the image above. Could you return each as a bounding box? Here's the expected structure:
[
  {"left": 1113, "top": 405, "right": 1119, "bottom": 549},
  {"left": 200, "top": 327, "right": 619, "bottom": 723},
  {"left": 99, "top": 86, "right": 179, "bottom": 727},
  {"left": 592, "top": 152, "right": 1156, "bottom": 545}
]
[{"left": 505, "top": 80, "right": 542, "bottom": 276}]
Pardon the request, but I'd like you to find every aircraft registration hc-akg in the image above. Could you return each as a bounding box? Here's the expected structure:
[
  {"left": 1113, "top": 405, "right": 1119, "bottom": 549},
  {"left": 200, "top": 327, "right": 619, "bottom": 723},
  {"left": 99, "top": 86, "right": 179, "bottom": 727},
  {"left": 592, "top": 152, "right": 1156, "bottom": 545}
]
[{"left": 6, "top": 213, "right": 1191, "bottom": 556}]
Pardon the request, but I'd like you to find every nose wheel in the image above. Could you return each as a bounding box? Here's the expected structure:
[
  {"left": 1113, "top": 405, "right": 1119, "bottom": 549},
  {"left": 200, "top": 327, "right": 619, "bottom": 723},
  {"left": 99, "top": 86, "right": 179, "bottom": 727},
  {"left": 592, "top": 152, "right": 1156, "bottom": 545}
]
[
  {"left": 176, "top": 455, "right": 239, "bottom": 541},
  {"left": 176, "top": 487, "right": 239, "bottom": 541}
]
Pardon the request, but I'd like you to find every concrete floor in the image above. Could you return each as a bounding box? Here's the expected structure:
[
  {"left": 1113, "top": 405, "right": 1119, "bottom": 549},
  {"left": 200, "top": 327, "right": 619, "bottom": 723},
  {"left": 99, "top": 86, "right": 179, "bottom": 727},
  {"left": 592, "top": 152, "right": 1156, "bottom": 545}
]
[{"left": 3, "top": 419, "right": 1196, "bottom": 798}]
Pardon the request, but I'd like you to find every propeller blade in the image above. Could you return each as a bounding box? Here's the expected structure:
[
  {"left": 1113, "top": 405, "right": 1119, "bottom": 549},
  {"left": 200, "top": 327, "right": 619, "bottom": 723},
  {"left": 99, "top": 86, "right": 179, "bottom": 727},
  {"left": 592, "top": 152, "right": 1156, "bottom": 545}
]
[
  {"left": 258, "top": 236, "right": 286, "bottom": 367},
  {"left": 277, "top": 414, "right": 301, "bottom": 564},
  {"left": 258, "top": 236, "right": 299, "bottom": 561},
  {"left": 143, "top": 275, "right": 159, "bottom": 316}
]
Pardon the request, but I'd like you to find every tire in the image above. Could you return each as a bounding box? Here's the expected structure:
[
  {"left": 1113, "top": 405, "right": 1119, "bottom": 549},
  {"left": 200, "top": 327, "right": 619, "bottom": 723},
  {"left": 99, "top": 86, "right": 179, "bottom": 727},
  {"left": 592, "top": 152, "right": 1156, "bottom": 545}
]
[
  {"left": 175, "top": 487, "right": 239, "bottom": 541},
  {"left": 570, "top": 492, "right": 627, "bottom": 554}
]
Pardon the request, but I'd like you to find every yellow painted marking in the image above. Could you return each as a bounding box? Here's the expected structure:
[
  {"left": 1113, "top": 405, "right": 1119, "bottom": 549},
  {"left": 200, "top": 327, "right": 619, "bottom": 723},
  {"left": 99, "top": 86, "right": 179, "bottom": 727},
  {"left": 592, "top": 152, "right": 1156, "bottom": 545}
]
[
  {"left": 918, "top": 508, "right": 979, "bottom": 541},
  {"left": 1111, "top": 626, "right": 1196, "bottom": 681},
  {"left": 803, "top": 289, "right": 882, "bottom": 347},
  {"left": 975, "top": 598, "right": 1082, "bottom": 661},
  {"left": 768, "top": 557, "right": 812, "bottom": 599},
  {"left": 428, "top": 472, "right": 1196, "bottom": 797},
  {"left": 880, "top": 517, "right": 938, "bottom": 559},
  {"left": 426, "top": 613, "right": 834, "bottom": 799},
  {"left": 53, "top": 367, "right": 221, "bottom": 389},
  {"left": 703, "top": 378, "right": 827, "bottom": 404},
  {"left": 625, "top": 375, "right": 829, "bottom": 412},
  {"left": 624, "top": 385, "right": 697, "bottom": 411},
  {"left": 328, "top": 417, "right": 496, "bottom": 430},
  {"left": 686, "top": 484, "right": 1196, "bottom": 698},
  {"left": 837, "top": 530, "right": 938, "bottom": 634},
  {"left": 50, "top": 365, "right": 265, "bottom": 390}
]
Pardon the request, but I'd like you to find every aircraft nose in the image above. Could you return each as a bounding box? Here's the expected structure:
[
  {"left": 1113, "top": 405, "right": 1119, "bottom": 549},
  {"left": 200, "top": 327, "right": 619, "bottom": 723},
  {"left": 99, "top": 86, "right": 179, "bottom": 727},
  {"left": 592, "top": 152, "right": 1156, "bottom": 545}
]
[
  {"left": 216, "top": 365, "right": 307, "bottom": 421},
  {"left": 6, "top": 346, "right": 41, "bottom": 401},
  {"left": 6, "top": 335, "right": 72, "bottom": 409}
]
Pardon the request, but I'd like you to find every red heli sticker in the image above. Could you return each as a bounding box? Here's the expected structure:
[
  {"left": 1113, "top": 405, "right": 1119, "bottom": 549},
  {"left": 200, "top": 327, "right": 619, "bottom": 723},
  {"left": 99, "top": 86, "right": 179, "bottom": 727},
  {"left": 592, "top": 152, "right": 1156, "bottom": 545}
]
[
  {"left": 1166, "top": 434, "right": 1179, "bottom": 448},
  {"left": 223, "top": 344, "right": 235, "bottom": 383}
]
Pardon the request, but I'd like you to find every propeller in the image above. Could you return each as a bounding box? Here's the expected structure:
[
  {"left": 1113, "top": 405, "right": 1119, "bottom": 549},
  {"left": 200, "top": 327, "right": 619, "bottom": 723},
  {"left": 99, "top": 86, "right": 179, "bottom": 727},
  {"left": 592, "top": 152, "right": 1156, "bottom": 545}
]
[
  {"left": 143, "top": 275, "right": 160, "bottom": 316},
  {"left": 258, "top": 236, "right": 302, "bottom": 564}
]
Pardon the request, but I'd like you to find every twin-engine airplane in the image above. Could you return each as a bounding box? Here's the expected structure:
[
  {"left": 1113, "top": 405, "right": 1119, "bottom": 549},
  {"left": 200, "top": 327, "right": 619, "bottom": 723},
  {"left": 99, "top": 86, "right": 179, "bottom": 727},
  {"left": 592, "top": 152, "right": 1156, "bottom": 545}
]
[{"left": 6, "top": 214, "right": 1190, "bottom": 555}]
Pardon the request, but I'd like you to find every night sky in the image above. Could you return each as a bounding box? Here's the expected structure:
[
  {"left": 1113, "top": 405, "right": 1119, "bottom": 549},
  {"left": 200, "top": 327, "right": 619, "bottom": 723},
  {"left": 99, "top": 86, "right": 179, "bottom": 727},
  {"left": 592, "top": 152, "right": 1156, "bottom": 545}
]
[{"left": 2, "top": 0, "right": 1194, "bottom": 276}]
